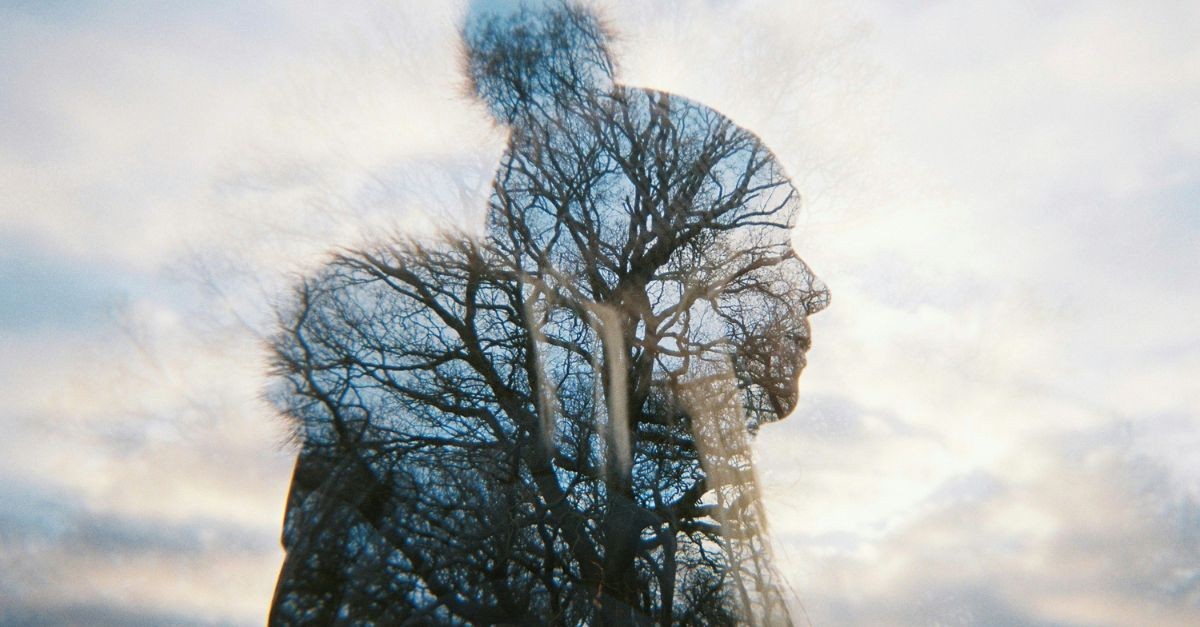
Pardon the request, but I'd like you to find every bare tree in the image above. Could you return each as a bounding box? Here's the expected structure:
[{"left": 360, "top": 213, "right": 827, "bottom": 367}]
[{"left": 269, "top": 2, "right": 828, "bottom": 624}]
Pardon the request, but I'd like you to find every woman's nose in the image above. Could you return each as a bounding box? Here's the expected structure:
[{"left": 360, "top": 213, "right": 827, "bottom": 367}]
[
  {"left": 806, "top": 278, "right": 831, "bottom": 316},
  {"left": 785, "top": 247, "right": 830, "bottom": 317}
]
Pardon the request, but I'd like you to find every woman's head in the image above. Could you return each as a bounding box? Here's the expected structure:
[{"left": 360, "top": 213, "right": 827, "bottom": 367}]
[{"left": 464, "top": 2, "right": 827, "bottom": 433}]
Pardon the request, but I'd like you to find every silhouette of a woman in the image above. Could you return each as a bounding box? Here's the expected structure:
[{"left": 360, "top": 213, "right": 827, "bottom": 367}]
[{"left": 270, "top": 2, "right": 827, "bottom": 624}]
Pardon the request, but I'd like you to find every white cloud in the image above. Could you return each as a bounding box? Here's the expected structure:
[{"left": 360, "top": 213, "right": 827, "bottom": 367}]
[{"left": 749, "top": 1, "right": 1200, "bottom": 623}]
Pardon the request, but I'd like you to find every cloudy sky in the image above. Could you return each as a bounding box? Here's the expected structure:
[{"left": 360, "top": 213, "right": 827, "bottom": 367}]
[{"left": 2, "top": 0, "right": 1197, "bottom": 624}]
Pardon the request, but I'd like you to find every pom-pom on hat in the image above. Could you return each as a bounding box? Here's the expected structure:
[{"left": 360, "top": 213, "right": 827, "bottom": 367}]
[{"left": 463, "top": 0, "right": 615, "bottom": 124}]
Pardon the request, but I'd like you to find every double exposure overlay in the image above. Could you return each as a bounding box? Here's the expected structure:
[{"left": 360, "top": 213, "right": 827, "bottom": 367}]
[{"left": 269, "top": 2, "right": 827, "bottom": 623}]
